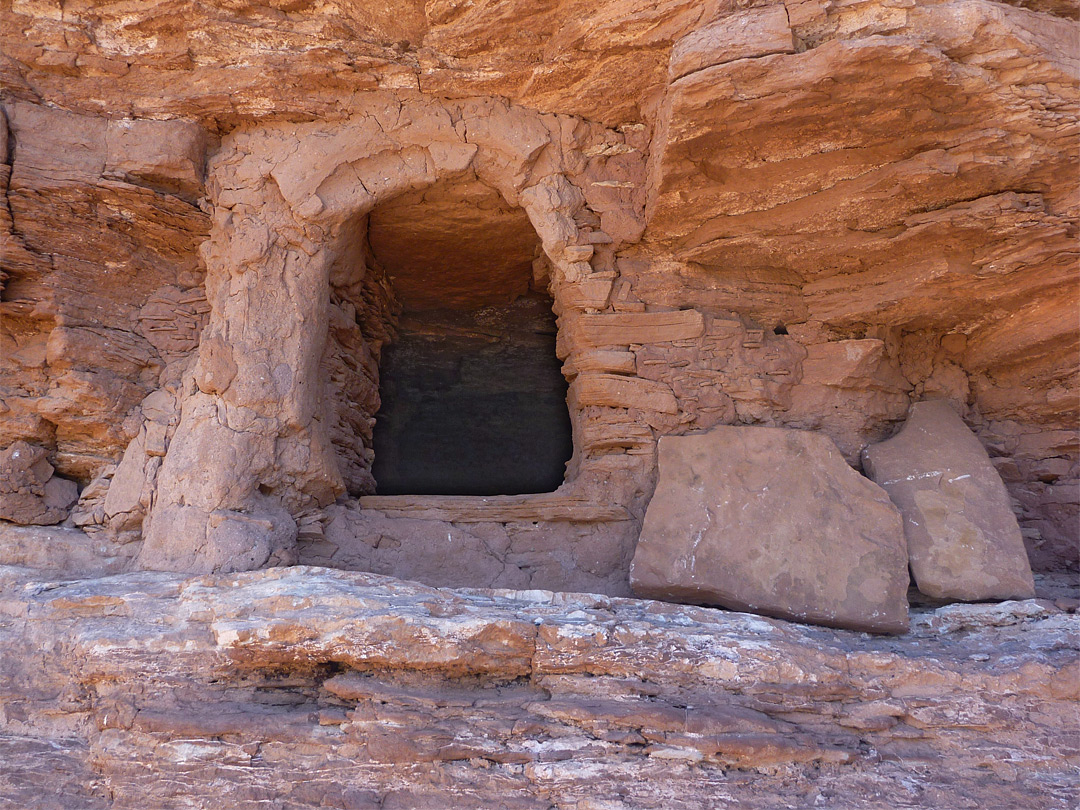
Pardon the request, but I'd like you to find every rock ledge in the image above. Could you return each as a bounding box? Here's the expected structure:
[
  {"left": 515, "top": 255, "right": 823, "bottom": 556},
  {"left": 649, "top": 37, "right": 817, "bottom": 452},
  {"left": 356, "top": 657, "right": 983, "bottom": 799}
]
[{"left": 1, "top": 563, "right": 1076, "bottom": 809}]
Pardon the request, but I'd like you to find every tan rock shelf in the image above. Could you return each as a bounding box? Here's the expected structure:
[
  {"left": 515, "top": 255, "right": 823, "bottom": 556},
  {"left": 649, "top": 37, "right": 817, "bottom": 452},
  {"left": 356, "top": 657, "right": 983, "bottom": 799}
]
[{"left": 356, "top": 493, "right": 631, "bottom": 523}]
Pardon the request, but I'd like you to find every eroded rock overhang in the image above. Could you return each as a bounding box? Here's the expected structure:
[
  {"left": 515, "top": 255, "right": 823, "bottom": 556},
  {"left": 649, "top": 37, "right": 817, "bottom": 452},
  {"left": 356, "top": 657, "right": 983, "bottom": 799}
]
[{"left": 1, "top": 0, "right": 1077, "bottom": 587}]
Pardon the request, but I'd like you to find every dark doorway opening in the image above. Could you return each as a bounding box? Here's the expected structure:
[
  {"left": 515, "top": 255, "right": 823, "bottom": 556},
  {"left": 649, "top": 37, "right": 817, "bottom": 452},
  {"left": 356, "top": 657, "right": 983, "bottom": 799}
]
[
  {"left": 372, "top": 294, "right": 571, "bottom": 495},
  {"left": 367, "top": 177, "right": 572, "bottom": 496}
]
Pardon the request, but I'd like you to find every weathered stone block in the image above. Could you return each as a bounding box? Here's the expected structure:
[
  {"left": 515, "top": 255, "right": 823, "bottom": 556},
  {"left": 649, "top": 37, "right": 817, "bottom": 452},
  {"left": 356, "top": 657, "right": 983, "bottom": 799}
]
[
  {"left": 630, "top": 426, "right": 910, "bottom": 633},
  {"left": 105, "top": 118, "right": 206, "bottom": 198},
  {"left": 568, "top": 309, "right": 705, "bottom": 349},
  {"left": 571, "top": 372, "right": 678, "bottom": 413},
  {"left": 863, "top": 400, "right": 1036, "bottom": 601},
  {"left": 0, "top": 441, "right": 79, "bottom": 526}
]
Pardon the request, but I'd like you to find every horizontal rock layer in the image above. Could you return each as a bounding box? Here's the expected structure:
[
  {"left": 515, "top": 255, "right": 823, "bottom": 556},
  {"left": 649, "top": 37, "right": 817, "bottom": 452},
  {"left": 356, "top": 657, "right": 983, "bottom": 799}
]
[{"left": 0, "top": 560, "right": 1076, "bottom": 809}]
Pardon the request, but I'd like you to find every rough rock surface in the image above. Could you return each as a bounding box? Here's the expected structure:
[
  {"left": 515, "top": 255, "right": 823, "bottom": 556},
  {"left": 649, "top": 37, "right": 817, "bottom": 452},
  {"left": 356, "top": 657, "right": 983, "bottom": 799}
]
[
  {"left": 0, "top": 102, "right": 211, "bottom": 482},
  {"left": 864, "top": 400, "right": 1036, "bottom": 601},
  {"left": 630, "top": 426, "right": 910, "bottom": 632},
  {"left": 0, "top": 441, "right": 78, "bottom": 526},
  {"left": 0, "top": 1, "right": 1077, "bottom": 801},
  {"left": 0, "top": 547, "right": 1076, "bottom": 809},
  {"left": 1, "top": 0, "right": 1076, "bottom": 580},
  {"left": 309, "top": 496, "right": 638, "bottom": 596}
]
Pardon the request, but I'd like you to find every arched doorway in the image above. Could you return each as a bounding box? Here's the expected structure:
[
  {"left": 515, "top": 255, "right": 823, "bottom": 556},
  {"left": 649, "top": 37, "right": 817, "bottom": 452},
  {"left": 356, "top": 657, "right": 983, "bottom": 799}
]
[{"left": 365, "top": 177, "right": 572, "bottom": 495}]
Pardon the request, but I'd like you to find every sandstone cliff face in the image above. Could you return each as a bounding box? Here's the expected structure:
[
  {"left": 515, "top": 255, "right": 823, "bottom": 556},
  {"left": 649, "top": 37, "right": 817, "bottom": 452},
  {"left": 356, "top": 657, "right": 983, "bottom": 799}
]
[
  {"left": 2, "top": 0, "right": 1075, "bottom": 581},
  {"left": 0, "top": 0, "right": 1077, "bottom": 804}
]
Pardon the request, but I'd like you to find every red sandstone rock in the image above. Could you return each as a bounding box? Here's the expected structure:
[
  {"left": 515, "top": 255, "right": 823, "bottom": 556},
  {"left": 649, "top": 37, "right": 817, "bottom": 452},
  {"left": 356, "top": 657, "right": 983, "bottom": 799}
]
[
  {"left": 0, "top": 441, "right": 78, "bottom": 525},
  {"left": 864, "top": 400, "right": 1036, "bottom": 601},
  {"left": 1, "top": 23, "right": 1074, "bottom": 572},
  {"left": 630, "top": 426, "right": 910, "bottom": 633},
  {"left": 311, "top": 495, "right": 638, "bottom": 595},
  {"left": 0, "top": 1, "right": 1076, "bottom": 804},
  {"left": 104, "top": 117, "right": 206, "bottom": 200}
]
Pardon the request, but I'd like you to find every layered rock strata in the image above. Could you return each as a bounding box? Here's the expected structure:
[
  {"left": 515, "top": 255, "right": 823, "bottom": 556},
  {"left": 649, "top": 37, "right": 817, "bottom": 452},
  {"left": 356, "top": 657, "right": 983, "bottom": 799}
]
[{"left": 0, "top": 556, "right": 1076, "bottom": 809}]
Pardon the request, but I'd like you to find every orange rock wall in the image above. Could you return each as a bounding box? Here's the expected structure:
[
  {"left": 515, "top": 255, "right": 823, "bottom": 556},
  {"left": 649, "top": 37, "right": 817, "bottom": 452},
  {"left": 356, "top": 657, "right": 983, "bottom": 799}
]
[{"left": 1, "top": 0, "right": 1076, "bottom": 575}]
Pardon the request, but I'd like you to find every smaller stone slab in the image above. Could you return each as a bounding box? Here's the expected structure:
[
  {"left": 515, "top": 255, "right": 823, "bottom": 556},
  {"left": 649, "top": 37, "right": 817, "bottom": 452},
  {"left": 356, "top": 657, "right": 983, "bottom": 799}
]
[
  {"left": 630, "top": 426, "right": 909, "bottom": 633},
  {"left": 862, "top": 400, "right": 1035, "bottom": 601}
]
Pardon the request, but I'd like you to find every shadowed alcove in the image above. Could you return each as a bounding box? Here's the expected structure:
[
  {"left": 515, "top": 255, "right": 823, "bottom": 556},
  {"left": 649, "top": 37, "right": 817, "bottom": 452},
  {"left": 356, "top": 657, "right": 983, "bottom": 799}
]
[{"left": 366, "top": 176, "right": 573, "bottom": 496}]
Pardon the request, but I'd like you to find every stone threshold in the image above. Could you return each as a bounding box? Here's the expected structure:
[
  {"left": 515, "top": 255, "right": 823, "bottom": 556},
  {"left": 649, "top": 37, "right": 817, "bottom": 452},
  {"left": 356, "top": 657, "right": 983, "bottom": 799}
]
[{"left": 355, "top": 493, "right": 632, "bottom": 523}]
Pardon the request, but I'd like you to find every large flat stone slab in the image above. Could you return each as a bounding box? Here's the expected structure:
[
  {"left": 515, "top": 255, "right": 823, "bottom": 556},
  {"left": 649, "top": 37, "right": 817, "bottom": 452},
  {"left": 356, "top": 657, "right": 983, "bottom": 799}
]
[
  {"left": 863, "top": 400, "right": 1035, "bottom": 601},
  {"left": 630, "top": 426, "right": 909, "bottom": 633}
]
